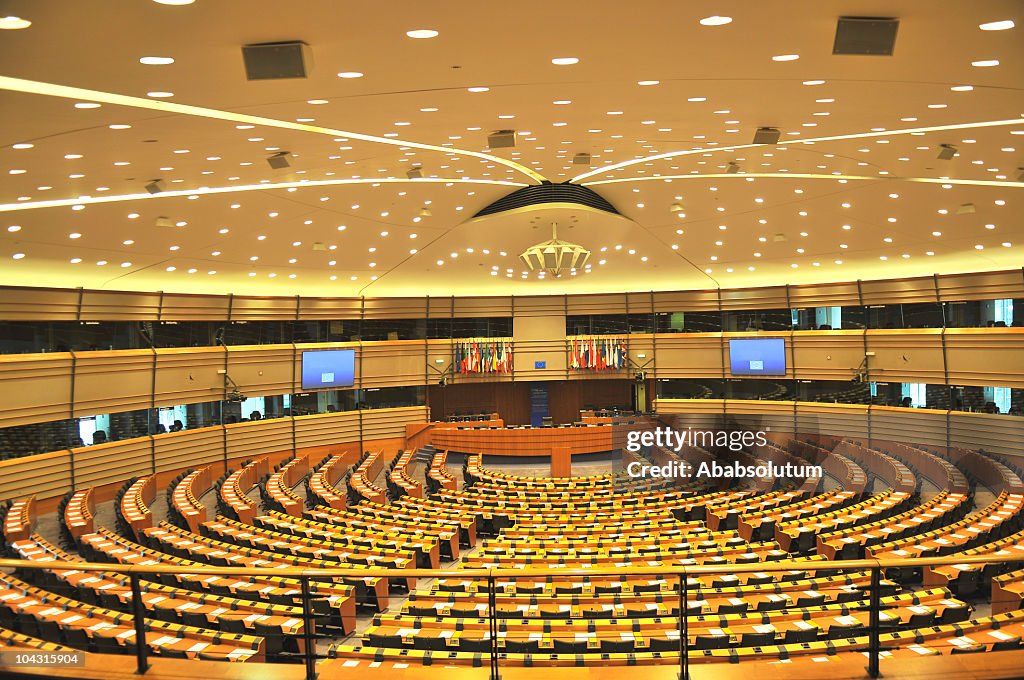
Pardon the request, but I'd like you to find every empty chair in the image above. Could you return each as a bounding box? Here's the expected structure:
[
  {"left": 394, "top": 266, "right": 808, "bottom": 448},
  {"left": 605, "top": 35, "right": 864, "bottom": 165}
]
[
  {"left": 992, "top": 636, "right": 1022, "bottom": 651},
  {"left": 218, "top": 616, "right": 249, "bottom": 635},
  {"left": 60, "top": 625, "right": 92, "bottom": 651},
  {"left": 695, "top": 633, "right": 729, "bottom": 650},
  {"left": 951, "top": 643, "right": 987, "bottom": 654},
  {"left": 905, "top": 610, "right": 937, "bottom": 628},
  {"left": 600, "top": 638, "right": 635, "bottom": 654},
  {"left": 458, "top": 636, "right": 492, "bottom": 653},
  {"left": 739, "top": 631, "right": 776, "bottom": 648},
  {"left": 783, "top": 625, "right": 820, "bottom": 644},
  {"left": 552, "top": 638, "right": 588, "bottom": 654},
  {"left": 503, "top": 638, "right": 540, "bottom": 654}
]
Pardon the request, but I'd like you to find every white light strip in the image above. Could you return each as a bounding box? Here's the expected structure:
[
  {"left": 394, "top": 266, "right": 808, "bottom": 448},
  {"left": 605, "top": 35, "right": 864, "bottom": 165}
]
[
  {"left": 0, "top": 75, "right": 548, "bottom": 184},
  {"left": 571, "top": 117, "right": 1024, "bottom": 183},
  {"left": 583, "top": 172, "right": 1024, "bottom": 189},
  {"left": 0, "top": 177, "right": 527, "bottom": 213}
]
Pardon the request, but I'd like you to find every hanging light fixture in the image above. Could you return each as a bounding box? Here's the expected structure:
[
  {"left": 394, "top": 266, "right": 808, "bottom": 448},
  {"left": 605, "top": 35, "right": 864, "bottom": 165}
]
[{"left": 519, "top": 222, "right": 590, "bottom": 277}]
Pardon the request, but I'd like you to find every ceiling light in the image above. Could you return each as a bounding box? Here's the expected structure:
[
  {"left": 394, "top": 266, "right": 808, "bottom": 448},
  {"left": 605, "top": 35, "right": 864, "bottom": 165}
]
[
  {"left": 0, "top": 16, "right": 31, "bottom": 29},
  {"left": 637, "top": 80, "right": 660, "bottom": 86},
  {"left": 11, "top": 253, "right": 24, "bottom": 260},
  {"left": 11, "top": 143, "right": 33, "bottom": 149},
  {"left": 520, "top": 223, "right": 590, "bottom": 276},
  {"left": 971, "top": 59, "right": 999, "bottom": 67},
  {"left": 139, "top": 56, "right": 174, "bottom": 65},
  {"left": 467, "top": 86, "right": 489, "bottom": 93},
  {"left": 337, "top": 71, "right": 364, "bottom": 78},
  {"left": 406, "top": 29, "right": 439, "bottom": 39},
  {"left": 154, "top": 0, "right": 195, "bottom": 4},
  {"left": 772, "top": 54, "right": 800, "bottom": 61},
  {"left": 803, "top": 80, "right": 825, "bottom": 85},
  {"left": 950, "top": 85, "right": 974, "bottom": 92},
  {"left": 551, "top": 57, "right": 579, "bottom": 65},
  {"left": 147, "top": 91, "right": 174, "bottom": 97},
  {"left": 74, "top": 102, "right": 101, "bottom": 109},
  {"left": 979, "top": 20, "right": 1015, "bottom": 31},
  {"left": 699, "top": 15, "right": 732, "bottom": 26}
]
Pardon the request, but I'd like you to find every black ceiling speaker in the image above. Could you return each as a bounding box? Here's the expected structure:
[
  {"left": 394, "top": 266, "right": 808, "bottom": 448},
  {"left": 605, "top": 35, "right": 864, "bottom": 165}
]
[
  {"left": 242, "top": 41, "right": 311, "bottom": 80},
  {"left": 488, "top": 130, "right": 516, "bottom": 149},
  {"left": 266, "top": 152, "right": 291, "bottom": 169},
  {"left": 145, "top": 179, "right": 165, "bottom": 194},
  {"left": 833, "top": 17, "right": 899, "bottom": 56},
  {"left": 752, "top": 127, "right": 780, "bottom": 145}
]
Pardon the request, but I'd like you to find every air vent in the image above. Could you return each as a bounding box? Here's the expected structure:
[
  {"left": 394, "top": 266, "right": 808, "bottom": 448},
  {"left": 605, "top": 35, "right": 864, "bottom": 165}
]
[
  {"left": 242, "top": 41, "right": 311, "bottom": 80},
  {"left": 833, "top": 17, "right": 899, "bottom": 56},
  {"left": 473, "top": 183, "right": 620, "bottom": 218}
]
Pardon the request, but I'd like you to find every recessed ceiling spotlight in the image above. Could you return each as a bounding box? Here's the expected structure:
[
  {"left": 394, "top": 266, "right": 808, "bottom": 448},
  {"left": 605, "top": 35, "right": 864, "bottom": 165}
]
[
  {"left": 0, "top": 16, "right": 31, "bottom": 29},
  {"left": 772, "top": 54, "right": 800, "bottom": 61},
  {"left": 551, "top": 57, "right": 579, "bottom": 65},
  {"left": 699, "top": 15, "right": 732, "bottom": 25},
  {"left": 979, "top": 20, "right": 1015, "bottom": 31},
  {"left": 139, "top": 56, "right": 175, "bottom": 65},
  {"left": 11, "top": 143, "right": 33, "bottom": 149},
  {"left": 406, "top": 29, "right": 439, "bottom": 39},
  {"left": 337, "top": 71, "right": 364, "bottom": 78},
  {"left": 637, "top": 80, "right": 660, "bottom": 85},
  {"left": 153, "top": 0, "right": 195, "bottom": 4},
  {"left": 971, "top": 59, "right": 1000, "bottom": 67},
  {"left": 74, "top": 102, "right": 101, "bottom": 109},
  {"left": 802, "top": 79, "right": 825, "bottom": 85},
  {"left": 467, "top": 86, "right": 489, "bottom": 93},
  {"left": 950, "top": 85, "right": 974, "bottom": 92}
]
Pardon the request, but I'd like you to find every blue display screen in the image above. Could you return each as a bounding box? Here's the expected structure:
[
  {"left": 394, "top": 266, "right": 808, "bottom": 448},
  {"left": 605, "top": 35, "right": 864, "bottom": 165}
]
[
  {"left": 301, "top": 349, "right": 355, "bottom": 389},
  {"left": 728, "top": 338, "right": 787, "bottom": 376}
]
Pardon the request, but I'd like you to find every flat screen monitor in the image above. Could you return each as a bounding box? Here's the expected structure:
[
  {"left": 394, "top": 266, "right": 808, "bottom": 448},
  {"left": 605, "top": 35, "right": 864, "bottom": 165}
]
[
  {"left": 301, "top": 349, "right": 355, "bottom": 389},
  {"left": 728, "top": 338, "right": 787, "bottom": 376}
]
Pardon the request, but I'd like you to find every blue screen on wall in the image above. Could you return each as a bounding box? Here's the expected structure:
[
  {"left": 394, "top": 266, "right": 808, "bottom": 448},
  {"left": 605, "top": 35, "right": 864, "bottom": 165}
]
[
  {"left": 301, "top": 349, "right": 355, "bottom": 389},
  {"left": 728, "top": 338, "right": 787, "bottom": 376}
]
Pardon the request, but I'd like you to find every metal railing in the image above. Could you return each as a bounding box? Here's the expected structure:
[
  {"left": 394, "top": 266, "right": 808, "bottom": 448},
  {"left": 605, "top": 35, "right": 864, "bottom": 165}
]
[{"left": 2, "top": 552, "right": 1024, "bottom": 680}]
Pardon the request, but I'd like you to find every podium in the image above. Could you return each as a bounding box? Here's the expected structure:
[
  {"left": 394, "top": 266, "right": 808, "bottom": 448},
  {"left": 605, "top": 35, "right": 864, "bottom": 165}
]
[{"left": 551, "top": 446, "right": 571, "bottom": 477}]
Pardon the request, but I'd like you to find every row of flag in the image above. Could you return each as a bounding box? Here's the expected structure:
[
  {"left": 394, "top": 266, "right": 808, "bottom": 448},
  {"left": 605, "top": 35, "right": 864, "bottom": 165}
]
[
  {"left": 570, "top": 336, "right": 629, "bottom": 370},
  {"left": 454, "top": 339, "right": 513, "bottom": 374}
]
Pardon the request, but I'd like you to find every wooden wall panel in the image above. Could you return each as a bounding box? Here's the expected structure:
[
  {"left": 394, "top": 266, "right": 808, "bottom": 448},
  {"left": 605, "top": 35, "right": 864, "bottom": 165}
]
[
  {"left": 791, "top": 330, "right": 865, "bottom": 381},
  {"left": 0, "top": 450, "right": 71, "bottom": 501},
  {"left": 0, "top": 353, "right": 73, "bottom": 428},
  {"left": 226, "top": 345, "right": 296, "bottom": 397},
  {"left": 455, "top": 296, "right": 513, "bottom": 318},
  {"left": 720, "top": 286, "right": 789, "bottom": 311},
  {"left": 514, "top": 295, "right": 566, "bottom": 317},
  {"left": 159, "top": 293, "right": 231, "bottom": 321},
  {"left": 652, "top": 334, "right": 724, "bottom": 380},
  {"left": 363, "top": 297, "right": 427, "bottom": 320},
  {"left": 549, "top": 380, "right": 633, "bottom": 424},
  {"left": 795, "top": 402, "right": 869, "bottom": 439},
  {"left": 652, "top": 289, "right": 720, "bottom": 313},
  {"left": 294, "top": 411, "right": 361, "bottom": 449},
  {"left": 788, "top": 281, "right": 862, "bottom": 308},
  {"left": 298, "top": 297, "right": 363, "bottom": 320},
  {"left": 153, "top": 426, "right": 224, "bottom": 474},
  {"left": 867, "top": 330, "right": 946, "bottom": 384},
  {"left": 871, "top": 406, "right": 948, "bottom": 449},
  {"left": 80, "top": 291, "right": 161, "bottom": 321},
  {"left": 626, "top": 292, "right": 654, "bottom": 315},
  {"left": 945, "top": 328, "right": 1024, "bottom": 389},
  {"left": 860, "top": 276, "right": 938, "bottom": 305},
  {"left": 950, "top": 411, "right": 1024, "bottom": 459},
  {"left": 225, "top": 418, "right": 293, "bottom": 458},
  {"left": 154, "top": 347, "right": 224, "bottom": 408},
  {"left": 0, "top": 287, "right": 80, "bottom": 320},
  {"left": 427, "top": 383, "right": 531, "bottom": 425},
  {"left": 229, "top": 296, "right": 300, "bottom": 321},
  {"left": 362, "top": 406, "right": 429, "bottom": 442},
  {"left": 725, "top": 400, "right": 795, "bottom": 434},
  {"left": 73, "top": 438, "right": 152, "bottom": 489},
  {"left": 566, "top": 293, "right": 625, "bottom": 316},
  {"left": 654, "top": 399, "right": 727, "bottom": 430},
  {"left": 938, "top": 270, "right": 1024, "bottom": 302},
  {"left": 73, "top": 350, "right": 153, "bottom": 417},
  {"left": 360, "top": 341, "right": 425, "bottom": 389}
]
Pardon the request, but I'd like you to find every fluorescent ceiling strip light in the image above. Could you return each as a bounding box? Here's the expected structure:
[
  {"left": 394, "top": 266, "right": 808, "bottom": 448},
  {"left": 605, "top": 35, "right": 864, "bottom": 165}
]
[
  {"left": 571, "top": 118, "right": 1024, "bottom": 183},
  {"left": 0, "top": 177, "right": 527, "bottom": 213},
  {"left": 0, "top": 75, "right": 548, "bottom": 183}
]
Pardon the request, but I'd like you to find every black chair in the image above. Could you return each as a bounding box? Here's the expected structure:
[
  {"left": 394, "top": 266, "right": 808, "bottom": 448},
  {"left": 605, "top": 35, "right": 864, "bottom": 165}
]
[
  {"left": 783, "top": 626, "right": 820, "bottom": 644},
  {"left": 695, "top": 634, "right": 729, "bottom": 650},
  {"left": 218, "top": 616, "right": 249, "bottom": 635},
  {"left": 951, "top": 643, "right": 986, "bottom": 654},
  {"left": 600, "top": 638, "right": 635, "bottom": 654},
  {"left": 739, "top": 631, "right": 776, "bottom": 648},
  {"left": 991, "top": 636, "right": 1022, "bottom": 651}
]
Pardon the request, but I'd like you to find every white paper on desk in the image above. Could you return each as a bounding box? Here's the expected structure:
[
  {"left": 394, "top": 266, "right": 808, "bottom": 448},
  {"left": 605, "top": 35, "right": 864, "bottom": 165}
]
[
  {"left": 620, "top": 632, "right": 634, "bottom": 640},
  {"left": 440, "top": 630, "right": 454, "bottom": 639},
  {"left": 62, "top": 615, "right": 83, "bottom": 624},
  {"left": 529, "top": 633, "right": 543, "bottom": 641},
  {"left": 342, "top": 660, "right": 359, "bottom": 667},
  {"left": 988, "top": 630, "right": 1014, "bottom": 641},
  {"left": 754, "top": 624, "right": 776, "bottom": 634},
  {"left": 187, "top": 642, "right": 209, "bottom": 653}
]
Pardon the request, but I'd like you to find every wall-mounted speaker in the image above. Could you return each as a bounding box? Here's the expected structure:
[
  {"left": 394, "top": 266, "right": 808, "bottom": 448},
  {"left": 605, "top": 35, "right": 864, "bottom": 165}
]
[{"left": 242, "top": 41, "right": 311, "bottom": 80}]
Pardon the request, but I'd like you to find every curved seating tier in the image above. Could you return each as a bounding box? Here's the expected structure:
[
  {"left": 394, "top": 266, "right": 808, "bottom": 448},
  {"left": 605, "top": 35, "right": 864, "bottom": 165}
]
[
  {"left": 308, "top": 454, "right": 350, "bottom": 510},
  {"left": 219, "top": 457, "right": 268, "bottom": 524}
]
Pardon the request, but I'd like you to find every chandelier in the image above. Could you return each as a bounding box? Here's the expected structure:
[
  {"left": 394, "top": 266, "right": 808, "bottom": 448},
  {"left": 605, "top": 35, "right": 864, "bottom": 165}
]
[{"left": 519, "top": 223, "right": 590, "bottom": 277}]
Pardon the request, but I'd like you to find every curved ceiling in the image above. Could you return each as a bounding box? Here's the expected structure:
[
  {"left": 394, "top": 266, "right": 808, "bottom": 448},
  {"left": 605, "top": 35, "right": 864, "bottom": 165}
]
[{"left": 0, "top": 0, "right": 1021, "bottom": 297}]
